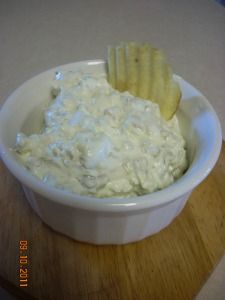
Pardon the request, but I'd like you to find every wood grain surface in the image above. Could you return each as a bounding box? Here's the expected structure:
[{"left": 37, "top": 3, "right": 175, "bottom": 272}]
[{"left": 0, "top": 143, "right": 225, "bottom": 300}]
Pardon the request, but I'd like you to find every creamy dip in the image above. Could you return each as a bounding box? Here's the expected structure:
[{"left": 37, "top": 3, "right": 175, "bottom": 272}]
[{"left": 15, "top": 70, "right": 187, "bottom": 197}]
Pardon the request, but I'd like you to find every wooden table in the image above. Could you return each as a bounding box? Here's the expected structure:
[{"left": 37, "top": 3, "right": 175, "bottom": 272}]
[{"left": 0, "top": 143, "right": 225, "bottom": 300}]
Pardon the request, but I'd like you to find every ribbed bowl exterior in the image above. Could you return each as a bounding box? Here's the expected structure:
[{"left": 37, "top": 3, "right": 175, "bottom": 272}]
[{"left": 23, "top": 185, "right": 191, "bottom": 244}]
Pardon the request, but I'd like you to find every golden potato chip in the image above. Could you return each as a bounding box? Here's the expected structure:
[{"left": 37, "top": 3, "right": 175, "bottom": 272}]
[
  {"left": 150, "top": 48, "right": 167, "bottom": 104},
  {"left": 125, "top": 42, "right": 139, "bottom": 96},
  {"left": 161, "top": 80, "right": 181, "bottom": 120},
  {"left": 138, "top": 44, "right": 151, "bottom": 99},
  {"left": 107, "top": 46, "right": 116, "bottom": 89},
  {"left": 106, "top": 42, "right": 181, "bottom": 120},
  {"left": 115, "top": 45, "right": 127, "bottom": 91}
]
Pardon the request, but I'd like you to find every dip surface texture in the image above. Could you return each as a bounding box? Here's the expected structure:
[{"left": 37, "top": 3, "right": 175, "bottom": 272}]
[{"left": 15, "top": 71, "right": 187, "bottom": 197}]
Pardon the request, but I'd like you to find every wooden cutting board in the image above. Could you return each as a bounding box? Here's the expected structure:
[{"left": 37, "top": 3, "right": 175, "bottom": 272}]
[{"left": 0, "top": 143, "right": 225, "bottom": 300}]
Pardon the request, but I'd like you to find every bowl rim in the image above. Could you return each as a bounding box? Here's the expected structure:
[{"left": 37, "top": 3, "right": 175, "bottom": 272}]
[{"left": 0, "top": 60, "right": 223, "bottom": 212}]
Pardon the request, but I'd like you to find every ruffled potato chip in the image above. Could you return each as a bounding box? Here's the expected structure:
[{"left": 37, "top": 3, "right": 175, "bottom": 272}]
[{"left": 107, "top": 42, "right": 181, "bottom": 120}]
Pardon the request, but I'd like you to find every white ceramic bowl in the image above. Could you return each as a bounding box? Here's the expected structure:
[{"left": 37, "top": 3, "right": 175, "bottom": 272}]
[{"left": 0, "top": 60, "right": 222, "bottom": 244}]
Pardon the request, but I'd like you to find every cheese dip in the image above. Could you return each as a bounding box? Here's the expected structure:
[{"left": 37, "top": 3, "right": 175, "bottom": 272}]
[{"left": 15, "top": 71, "right": 187, "bottom": 197}]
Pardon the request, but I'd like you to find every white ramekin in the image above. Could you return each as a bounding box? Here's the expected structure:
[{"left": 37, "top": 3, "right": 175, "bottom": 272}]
[{"left": 0, "top": 60, "right": 222, "bottom": 244}]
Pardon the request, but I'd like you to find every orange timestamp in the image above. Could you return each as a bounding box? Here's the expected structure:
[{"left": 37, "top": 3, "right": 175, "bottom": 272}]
[{"left": 19, "top": 240, "right": 28, "bottom": 287}]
